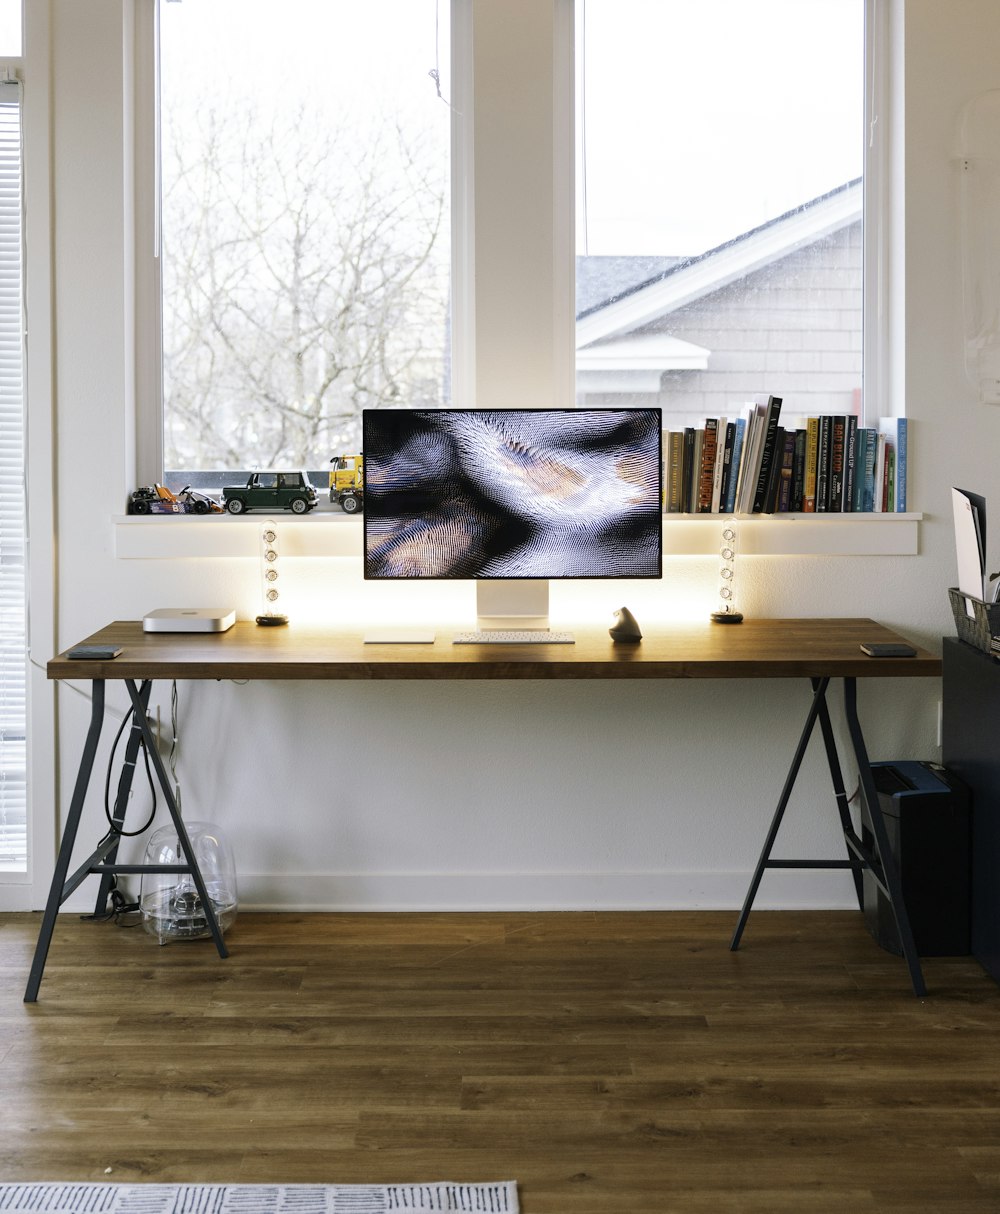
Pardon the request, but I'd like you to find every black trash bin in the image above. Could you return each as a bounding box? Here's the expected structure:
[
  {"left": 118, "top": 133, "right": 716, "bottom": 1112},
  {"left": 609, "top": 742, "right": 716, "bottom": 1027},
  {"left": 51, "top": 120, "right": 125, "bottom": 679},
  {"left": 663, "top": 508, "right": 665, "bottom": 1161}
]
[{"left": 862, "top": 760, "right": 971, "bottom": 957}]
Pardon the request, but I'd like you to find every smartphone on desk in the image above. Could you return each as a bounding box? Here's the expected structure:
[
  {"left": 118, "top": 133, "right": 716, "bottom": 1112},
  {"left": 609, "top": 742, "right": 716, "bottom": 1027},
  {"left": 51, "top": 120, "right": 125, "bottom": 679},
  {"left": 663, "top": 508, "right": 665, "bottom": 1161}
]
[
  {"left": 67, "top": 645, "right": 123, "bottom": 660},
  {"left": 860, "top": 642, "right": 917, "bottom": 658}
]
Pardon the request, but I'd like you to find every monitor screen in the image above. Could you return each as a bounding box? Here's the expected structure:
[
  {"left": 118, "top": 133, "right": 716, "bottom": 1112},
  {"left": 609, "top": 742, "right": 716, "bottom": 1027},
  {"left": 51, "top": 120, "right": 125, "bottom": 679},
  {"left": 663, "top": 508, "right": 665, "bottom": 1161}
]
[{"left": 363, "top": 408, "right": 663, "bottom": 580}]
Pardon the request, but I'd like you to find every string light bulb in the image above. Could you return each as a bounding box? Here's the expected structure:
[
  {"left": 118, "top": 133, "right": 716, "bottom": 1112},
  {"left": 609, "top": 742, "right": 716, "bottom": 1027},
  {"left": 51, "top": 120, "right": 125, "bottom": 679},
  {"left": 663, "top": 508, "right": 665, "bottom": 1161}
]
[
  {"left": 256, "top": 520, "right": 288, "bottom": 626},
  {"left": 711, "top": 518, "right": 743, "bottom": 623}
]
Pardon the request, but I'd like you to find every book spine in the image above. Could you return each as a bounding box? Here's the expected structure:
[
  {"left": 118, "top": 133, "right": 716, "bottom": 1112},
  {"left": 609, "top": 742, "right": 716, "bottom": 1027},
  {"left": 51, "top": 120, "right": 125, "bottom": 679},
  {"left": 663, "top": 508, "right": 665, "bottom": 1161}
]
[
  {"left": 762, "top": 426, "right": 786, "bottom": 514},
  {"left": 829, "top": 415, "right": 846, "bottom": 511},
  {"left": 751, "top": 396, "right": 783, "bottom": 513},
  {"left": 842, "top": 416, "right": 858, "bottom": 513},
  {"left": 697, "top": 420, "right": 718, "bottom": 513},
  {"left": 681, "top": 428, "right": 695, "bottom": 513},
  {"left": 717, "top": 421, "right": 736, "bottom": 514},
  {"left": 735, "top": 406, "right": 763, "bottom": 513},
  {"left": 802, "top": 417, "right": 819, "bottom": 512},
  {"left": 724, "top": 418, "right": 746, "bottom": 514},
  {"left": 895, "top": 417, "right": 907, "bottom": 511},
  {"left": 851, "top": 429, "right": 868, "bottom": 511},
  {"left": 862, "top": 428, "right": 877, "bottom": 511},
  {"left": 688, "top": 430, "right": 704, "bottom": 513},
  {"left": 667, "top": 431, "right": 684, "bottom": 513},
  {"left": 815, "top": 416, "right": 832, "bottom": 512},
  {"left": 791, "top": 428, "right": 807, "bottom": 512},
  {"left": 711, "top": 417, "right": 729, "bottom": 513},
  {"left": 775, "top": 430, "right": 795, "bottom": 512},
  {"left": 873, "top": 433, "right": 887, "bottom": 513}
]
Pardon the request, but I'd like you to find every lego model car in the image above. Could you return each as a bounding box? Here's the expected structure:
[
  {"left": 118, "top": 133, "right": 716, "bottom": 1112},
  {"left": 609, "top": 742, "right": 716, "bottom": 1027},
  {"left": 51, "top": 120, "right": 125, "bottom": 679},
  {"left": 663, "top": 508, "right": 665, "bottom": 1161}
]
[
  {"left": 128, "top": 484, "right": 223, "bottom": 515},
  {"left": 221, "top": 471, "right": 319, "bottom": 514}
]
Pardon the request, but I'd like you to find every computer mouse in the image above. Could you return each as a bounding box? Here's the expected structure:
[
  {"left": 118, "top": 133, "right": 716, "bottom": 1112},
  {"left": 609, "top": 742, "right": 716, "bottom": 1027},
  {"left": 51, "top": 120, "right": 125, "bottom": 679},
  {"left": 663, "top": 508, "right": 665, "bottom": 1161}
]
[{"left": 609, "top": 606, "right": 642, "bottom": 642}]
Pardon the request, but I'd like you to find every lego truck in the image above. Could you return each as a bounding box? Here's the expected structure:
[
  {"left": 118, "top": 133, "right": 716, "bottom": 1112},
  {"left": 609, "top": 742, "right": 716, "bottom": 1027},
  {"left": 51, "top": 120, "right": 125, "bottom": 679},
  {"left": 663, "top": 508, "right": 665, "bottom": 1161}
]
[{"left": 329, "top": 454, "right": 363, "bottom": 513}]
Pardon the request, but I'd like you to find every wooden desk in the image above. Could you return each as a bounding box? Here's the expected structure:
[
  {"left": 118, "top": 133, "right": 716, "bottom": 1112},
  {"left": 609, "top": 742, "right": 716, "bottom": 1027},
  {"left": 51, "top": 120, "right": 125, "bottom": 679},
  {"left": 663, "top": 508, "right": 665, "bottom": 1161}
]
[{"left": 29, "top": 618, "right": 940, "bottom": 1001}]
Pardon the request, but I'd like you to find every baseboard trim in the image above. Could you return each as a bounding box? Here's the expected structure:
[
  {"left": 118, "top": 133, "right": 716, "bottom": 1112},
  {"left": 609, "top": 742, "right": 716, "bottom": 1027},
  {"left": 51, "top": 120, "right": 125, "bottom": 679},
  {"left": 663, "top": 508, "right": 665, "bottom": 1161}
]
[{"left": 233, "top": 869, "right": 861, "bottom": 913}]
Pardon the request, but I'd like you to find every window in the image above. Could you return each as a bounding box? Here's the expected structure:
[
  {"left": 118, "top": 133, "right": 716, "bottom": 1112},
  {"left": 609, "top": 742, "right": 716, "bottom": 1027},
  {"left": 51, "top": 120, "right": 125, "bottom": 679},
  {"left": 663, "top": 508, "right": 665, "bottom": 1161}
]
[
  {"left": 157, "top": 0, "right": 452, "bottom": 487},
  {"left": 0, "top": 79, "right": 25, "bottom": 872},
  {"left": 575, "top": 0, "right": 865, "bottom": 429},
  {"left": 0, "top": 0, "right": 19, "bottom": 55}
]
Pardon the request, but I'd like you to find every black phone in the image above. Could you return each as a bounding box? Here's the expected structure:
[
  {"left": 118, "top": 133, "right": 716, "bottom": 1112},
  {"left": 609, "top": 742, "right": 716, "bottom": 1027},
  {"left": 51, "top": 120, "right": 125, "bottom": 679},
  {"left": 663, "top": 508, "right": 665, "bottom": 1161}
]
[
  {"left": 67, "top": 645, "right": 123, "bottom": 660},
  {"left": 860, "top": 642, "right": 916, "bottom": 658}
]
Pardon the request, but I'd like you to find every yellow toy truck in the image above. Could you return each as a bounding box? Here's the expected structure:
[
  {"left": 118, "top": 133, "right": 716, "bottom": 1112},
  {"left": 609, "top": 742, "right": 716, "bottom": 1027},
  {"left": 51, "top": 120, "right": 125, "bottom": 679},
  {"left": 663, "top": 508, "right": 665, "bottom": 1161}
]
[{"left": 329, "top": 454, "right": 364, "bottom": 513}]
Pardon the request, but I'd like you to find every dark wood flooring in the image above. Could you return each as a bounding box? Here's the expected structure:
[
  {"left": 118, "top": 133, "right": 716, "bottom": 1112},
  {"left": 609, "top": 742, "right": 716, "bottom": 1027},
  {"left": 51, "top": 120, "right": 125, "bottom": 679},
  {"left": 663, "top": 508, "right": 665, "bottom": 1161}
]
[{"left": 2, "top": 910, "right": 999, "bottom": 1212}]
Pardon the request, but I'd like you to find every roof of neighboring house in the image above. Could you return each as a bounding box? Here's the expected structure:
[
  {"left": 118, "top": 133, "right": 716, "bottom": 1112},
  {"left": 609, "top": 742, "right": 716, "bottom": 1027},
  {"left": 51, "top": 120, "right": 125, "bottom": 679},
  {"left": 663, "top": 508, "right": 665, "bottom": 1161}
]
[
  {"left": 577, "top": 178, "right": 863, "bottom": 351},
  {"left": 576, "top": 256, "right": 682, "bottom": 315}
]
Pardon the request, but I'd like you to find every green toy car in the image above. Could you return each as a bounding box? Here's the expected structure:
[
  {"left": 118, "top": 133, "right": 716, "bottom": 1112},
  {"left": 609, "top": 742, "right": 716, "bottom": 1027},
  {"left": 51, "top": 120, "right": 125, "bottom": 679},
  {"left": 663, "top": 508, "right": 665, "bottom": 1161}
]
[{"left": 221, "top": 471, "right": 319, "bottom": 515}]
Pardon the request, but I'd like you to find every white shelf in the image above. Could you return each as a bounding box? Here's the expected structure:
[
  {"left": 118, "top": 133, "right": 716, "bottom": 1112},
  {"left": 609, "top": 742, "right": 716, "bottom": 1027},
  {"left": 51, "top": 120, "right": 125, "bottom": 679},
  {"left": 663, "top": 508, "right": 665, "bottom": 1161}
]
[{"left": 113, "top": 512, "right": 922, "bottom": 560}]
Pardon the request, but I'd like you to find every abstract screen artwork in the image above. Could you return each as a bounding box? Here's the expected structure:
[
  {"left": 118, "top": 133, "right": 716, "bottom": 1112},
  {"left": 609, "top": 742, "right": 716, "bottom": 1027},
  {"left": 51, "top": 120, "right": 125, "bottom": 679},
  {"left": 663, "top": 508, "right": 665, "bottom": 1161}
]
[{"left": 363, "top": 409, "right": 663, "bottom": 580}]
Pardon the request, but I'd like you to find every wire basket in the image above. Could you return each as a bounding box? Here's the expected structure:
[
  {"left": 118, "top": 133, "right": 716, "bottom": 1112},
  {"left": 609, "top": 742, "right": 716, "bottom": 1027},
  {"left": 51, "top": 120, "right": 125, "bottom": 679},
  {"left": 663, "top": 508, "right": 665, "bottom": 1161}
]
[{"left": 948, "top": 587, "right": 1000, "bottom": 655}]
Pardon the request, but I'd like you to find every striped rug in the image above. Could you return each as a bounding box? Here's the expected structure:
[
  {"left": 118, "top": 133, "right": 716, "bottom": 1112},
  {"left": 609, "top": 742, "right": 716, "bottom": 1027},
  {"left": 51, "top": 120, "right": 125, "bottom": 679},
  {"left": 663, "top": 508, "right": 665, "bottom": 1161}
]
[{"left": 0, "top": 1185, "right": 518, "bottom": 1214}]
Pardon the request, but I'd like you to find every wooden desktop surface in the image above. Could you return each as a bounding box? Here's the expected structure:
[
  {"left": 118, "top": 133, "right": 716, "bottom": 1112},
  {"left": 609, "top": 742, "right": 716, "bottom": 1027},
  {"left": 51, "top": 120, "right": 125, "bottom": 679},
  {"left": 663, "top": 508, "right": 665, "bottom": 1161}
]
[{"left": 48, "top": 618, "right": 941, "bottom": 682}]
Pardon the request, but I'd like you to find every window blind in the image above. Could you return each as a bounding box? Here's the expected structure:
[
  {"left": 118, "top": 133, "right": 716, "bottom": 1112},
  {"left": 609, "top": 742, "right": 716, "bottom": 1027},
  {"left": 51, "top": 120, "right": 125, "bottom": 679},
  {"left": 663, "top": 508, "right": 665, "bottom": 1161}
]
[{"left": 0, "top": 81, "right": 25, "bottom": 872}]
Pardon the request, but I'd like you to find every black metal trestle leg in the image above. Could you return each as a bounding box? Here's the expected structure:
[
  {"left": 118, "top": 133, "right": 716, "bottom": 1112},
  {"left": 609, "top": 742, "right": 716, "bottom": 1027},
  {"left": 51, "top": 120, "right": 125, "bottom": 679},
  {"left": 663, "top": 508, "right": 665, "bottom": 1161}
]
[
  {"left": 730, "top": 675, "right": 927, "bottom": 998},
  {"left": 25, "top": 678, "right": 228, "bottom": 1003},
  {"left": 731, "top": 678, "right": 865, "bottom": 943},
  {"left": 24, "top": 682, "right": 108, "bottom": 1002}
]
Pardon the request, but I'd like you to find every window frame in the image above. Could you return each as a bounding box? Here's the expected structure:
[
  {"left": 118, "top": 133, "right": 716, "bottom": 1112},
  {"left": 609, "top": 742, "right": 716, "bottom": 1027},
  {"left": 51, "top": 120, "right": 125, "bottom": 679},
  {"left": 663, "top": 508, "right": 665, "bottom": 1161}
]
[{"left": 129, "top": 0, "right": 911, "bottom": 554}]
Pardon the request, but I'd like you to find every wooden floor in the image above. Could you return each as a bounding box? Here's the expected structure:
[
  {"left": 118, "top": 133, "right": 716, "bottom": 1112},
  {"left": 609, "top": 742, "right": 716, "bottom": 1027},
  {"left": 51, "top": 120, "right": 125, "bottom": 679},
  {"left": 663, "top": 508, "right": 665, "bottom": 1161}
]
[{"left": 2, "top": 910, "right": 1000, "bottom": 1213}]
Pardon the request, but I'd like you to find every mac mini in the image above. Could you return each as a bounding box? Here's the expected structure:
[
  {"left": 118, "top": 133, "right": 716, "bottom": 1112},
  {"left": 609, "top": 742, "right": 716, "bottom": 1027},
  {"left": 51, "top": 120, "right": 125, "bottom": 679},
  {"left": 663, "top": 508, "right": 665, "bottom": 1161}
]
[{"left": 142, "top": 608, "right": 237, "bottom": 634}]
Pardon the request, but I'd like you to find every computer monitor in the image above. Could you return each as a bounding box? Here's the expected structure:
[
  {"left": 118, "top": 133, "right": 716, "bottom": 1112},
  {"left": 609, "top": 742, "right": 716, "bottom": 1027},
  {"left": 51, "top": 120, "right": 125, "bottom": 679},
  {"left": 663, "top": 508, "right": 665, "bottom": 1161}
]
[{"left": 362, "top": 408, "right": 662, "bottom": 632}]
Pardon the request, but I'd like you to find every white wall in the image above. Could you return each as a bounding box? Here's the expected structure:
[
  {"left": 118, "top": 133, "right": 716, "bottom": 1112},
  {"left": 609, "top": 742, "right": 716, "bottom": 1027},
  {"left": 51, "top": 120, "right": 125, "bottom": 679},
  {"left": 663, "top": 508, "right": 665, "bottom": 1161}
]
[{"left": 13, "top": 0, "right": 1000, "bottom": 915}]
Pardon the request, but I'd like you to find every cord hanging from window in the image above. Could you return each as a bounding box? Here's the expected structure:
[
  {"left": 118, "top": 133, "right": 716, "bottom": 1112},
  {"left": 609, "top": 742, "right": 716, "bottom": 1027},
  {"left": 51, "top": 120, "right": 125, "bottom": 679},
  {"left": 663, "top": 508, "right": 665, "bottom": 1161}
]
[{"left": 429, "top": 0, "right": 455, "bottom": 110}]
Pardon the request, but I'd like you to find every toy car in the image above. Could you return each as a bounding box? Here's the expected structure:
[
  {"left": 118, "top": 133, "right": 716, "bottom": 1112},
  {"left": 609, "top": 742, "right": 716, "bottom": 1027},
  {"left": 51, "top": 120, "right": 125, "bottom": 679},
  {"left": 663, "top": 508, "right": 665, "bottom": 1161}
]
[
  {"left": 176, "top": 485, "right": 224, "bottom": 514},
  {"left": 221, "top": 471, "right": 319, "bottom": 515},
  {"left": 329, "top": 454, "right": 364, "bottom": 513},
  {"left": 128, "top": 484, "right": 223, "bottom": 515}
]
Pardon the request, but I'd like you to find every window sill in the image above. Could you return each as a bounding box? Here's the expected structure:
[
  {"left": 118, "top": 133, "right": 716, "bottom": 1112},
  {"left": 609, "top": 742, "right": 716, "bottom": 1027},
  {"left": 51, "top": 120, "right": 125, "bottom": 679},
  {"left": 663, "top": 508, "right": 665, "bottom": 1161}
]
[{"left": 113, "top": 511, "right": 922, "bottom": 559}]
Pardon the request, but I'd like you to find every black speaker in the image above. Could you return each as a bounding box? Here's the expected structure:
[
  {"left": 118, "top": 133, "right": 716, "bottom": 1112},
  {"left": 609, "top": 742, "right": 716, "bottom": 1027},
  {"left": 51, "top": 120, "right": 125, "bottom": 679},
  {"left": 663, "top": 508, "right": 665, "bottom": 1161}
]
[{"left": 863, "top": 760, "right": 971, "bottom": 957}]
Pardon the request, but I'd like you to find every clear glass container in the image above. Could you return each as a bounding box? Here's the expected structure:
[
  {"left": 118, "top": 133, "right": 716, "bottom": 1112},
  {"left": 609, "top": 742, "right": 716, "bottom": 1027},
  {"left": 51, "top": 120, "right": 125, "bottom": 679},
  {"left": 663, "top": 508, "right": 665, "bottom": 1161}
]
[{"left": 140, "top": 821, "right": 238, "bottom": 945}]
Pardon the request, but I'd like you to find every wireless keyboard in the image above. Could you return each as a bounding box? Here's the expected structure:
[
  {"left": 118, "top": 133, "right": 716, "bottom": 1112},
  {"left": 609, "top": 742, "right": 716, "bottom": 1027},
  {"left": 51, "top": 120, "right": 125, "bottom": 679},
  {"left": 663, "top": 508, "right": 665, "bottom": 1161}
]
[{"left": 452, "top": 630, "right": 575, "bottom": 645}]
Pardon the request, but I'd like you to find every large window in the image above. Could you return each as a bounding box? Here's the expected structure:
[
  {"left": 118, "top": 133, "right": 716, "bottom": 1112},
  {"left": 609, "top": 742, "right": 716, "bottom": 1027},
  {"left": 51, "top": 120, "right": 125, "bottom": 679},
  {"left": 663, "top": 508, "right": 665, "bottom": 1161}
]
[
  {"left": 158, "top": 0, "right": 452, "bottom": 482},
  {"left": 576, "top": 0, "right": 865, "bottom": 427}
]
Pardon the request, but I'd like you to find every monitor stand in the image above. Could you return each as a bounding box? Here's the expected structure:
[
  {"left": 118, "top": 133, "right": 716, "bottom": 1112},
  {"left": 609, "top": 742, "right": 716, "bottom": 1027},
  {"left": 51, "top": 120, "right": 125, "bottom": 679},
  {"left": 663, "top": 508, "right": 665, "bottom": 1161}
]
[{"left": 475, "top": 579, "right": 550, "bottom": 631}]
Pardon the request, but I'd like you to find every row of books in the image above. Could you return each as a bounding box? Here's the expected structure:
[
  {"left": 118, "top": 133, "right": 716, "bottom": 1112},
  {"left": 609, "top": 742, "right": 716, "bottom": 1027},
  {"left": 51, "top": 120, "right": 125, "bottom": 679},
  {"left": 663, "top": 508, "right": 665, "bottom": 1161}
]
[{"left": 662, "top": 396, "right": 908, "bottom": 515}]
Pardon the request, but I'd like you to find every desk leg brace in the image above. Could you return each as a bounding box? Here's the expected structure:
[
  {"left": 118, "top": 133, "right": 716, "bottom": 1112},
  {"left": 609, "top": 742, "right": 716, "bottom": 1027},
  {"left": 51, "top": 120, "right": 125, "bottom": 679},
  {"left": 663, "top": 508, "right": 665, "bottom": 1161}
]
[
  {"left": 24, "top": 679, "right": 229, "bottom": 1003},
  {"left": 730, "top": 676, "right": 927, "bottom": 997}
]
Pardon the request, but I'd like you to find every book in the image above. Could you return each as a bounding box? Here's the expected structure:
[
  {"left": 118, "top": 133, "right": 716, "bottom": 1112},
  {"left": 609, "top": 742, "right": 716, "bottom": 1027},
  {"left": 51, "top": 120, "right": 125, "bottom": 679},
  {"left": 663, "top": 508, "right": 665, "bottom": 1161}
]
[
  {"left": 723, "top": 417, "right": 746, "bottom": 514},
  {"left": 860, "top": 427, "right": 877, "bottom": 511},
  {"left": 816, "top": 415, "right": 832, "bottom": 512},
  {"left": 791, "top": 428, "right": 807, "bottom": 512},
  {"left": 879, "top": 416, "right": 908, "bottom": 512},
  {"left": 711, "top": 416, "right": 729, "bottom": 513},
  {"left": 666, "top": 431, "right": 684, "bottom": 513},
  {"left": 851, "top": 428, "right": 868, "bottom": 512},
  {"left": 697, "top": 419, "right": 718, "bottom": 512},
  {"left": 775, "top": 429, "right": 796, "bottom": 512},
  {"left": 829, "top": 415, "right": 846, "bottom": 511},
  {"left": 681, "top": 428, "right": 696, "bottom": 513},
  {"left": 717, "top": 420, "right": 737, "bottom": 514},
  {"left": 735, "top": 404, "right": 765, "bottom": 513},
  {"left": 762, "top": 425, "right": 786, "bottom": 513},
  {"left": 873, "top": 432, "right": 887, "bottom": 512},
  {"left": 688, "top": 429, "right": 704, "bottom": 512},
  {"left": 842, "top": 416, "right": 858, "bottom": 512},
  {"left": 802, "top": 417, "right": 819, "bottom": 512},
  {"left": 750, "top": 395, "right": 783, "bottom": 513}
]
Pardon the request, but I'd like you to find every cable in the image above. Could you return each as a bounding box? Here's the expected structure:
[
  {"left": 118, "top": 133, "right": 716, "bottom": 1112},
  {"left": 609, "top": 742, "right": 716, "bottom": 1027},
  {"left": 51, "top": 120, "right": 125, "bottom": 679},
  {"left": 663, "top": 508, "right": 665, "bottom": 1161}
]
[{"left": 102, "top": 702, "right": 158, "bottom": 838}]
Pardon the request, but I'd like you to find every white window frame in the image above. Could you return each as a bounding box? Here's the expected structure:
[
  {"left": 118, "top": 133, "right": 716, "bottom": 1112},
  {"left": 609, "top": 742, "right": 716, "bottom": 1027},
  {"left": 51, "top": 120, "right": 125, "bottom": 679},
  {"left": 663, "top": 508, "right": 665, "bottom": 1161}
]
[{"left": 128, "top": 0, "right": 914, "bottom": 560}]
